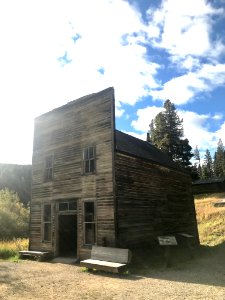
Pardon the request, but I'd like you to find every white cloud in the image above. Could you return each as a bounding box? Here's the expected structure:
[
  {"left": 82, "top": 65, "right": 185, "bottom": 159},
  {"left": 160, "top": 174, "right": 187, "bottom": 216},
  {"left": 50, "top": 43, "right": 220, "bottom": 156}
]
[
  {"left": 131, "top": 106, "right": 163, "bottom": 132},
  {"left": 216, "top": 122, "right": 225, "bottom": 144},
  {"left": 123, "top": 131, "right": 147, "bottom": 141},
  {"left": 131, "top": 106, "right": 224, "bottom": 155},
  {"left": 150, "top": 73, "right": 206, "bottom": 104},
  {"left": 212, "top": 114, "right": 223, "bottom": 121},
  {"left": 144, "top": 0, "right": 225, "bottom": 106},
  {"left": 0, "top": 0, "right": 161, "bottom": 163},
  {"left": 147, "top": 0, "right": 224, "bottom": 58},
  {"left": 150, "top": 63, "right": 225, "bottom": 105},
  {"left": 0, "top": 0, "right": 224, "bottom": 164},
  {"left": 178, "top": 56, "right": 201, "bottom": 71},
  {"left": 179, "top": 110, "right": 216, "bottom": 150}
]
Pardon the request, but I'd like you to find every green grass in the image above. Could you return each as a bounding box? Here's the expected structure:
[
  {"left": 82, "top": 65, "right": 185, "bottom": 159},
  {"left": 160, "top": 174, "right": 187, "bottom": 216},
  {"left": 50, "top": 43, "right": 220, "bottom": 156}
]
[{"left": 0, "top": 238, "right": 28, "bottom": 260}]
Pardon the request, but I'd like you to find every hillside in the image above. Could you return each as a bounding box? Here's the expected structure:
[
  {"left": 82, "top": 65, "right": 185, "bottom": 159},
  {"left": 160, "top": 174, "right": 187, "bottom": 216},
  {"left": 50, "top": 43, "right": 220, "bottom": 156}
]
[
  {"left": 195, "top": 192, "right": 225, "bottom": 246},
  {"left": 0, "top": 164, "right": 31, "bottom": 206}
]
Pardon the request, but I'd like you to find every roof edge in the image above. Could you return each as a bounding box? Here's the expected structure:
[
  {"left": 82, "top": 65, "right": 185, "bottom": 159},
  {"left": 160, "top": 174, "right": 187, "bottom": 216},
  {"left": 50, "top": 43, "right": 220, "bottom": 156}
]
[{"left": 35, "top": 87, "right": 114, "bottom": 120}]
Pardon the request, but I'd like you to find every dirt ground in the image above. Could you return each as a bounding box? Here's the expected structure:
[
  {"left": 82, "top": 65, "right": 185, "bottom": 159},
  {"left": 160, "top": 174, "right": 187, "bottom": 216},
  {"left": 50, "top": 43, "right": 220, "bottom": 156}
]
[{"left": 1, "top": 246, "right": 225, "bottom": 300}]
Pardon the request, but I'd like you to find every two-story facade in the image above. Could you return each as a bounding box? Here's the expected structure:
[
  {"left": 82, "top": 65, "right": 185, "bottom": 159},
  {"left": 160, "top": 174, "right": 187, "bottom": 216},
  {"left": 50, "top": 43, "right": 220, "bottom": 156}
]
[{"left": 30, "top": 87, "right": 199, "bottom": 259}]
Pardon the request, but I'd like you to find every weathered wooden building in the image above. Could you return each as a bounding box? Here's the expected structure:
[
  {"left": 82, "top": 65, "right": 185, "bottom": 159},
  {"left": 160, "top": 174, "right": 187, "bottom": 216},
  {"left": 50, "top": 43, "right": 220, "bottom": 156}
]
[
  {"left": 30, "top": 87, "right": 199, "bottom": 259},
  {"left": 192, "top": 177, "right": 225, "bottom": 195}
]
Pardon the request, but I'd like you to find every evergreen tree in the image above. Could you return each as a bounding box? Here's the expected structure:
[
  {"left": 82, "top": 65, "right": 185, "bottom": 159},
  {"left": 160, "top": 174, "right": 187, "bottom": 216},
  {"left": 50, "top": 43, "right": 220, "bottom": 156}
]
[
  {"left": 214, "top": 139, "right": 225, "bottom": 178},
  {"left": 150, "top": 99, "right": 193, "bottom": 168},
  {"left": 194, "top": 145, "right": 201, "bottom": 164},
  {"left": 193, "top": 145, "right": 202, "bottom": 178},
  {"left": 202, "top": 149, "right": 214, "bottom": 179}
]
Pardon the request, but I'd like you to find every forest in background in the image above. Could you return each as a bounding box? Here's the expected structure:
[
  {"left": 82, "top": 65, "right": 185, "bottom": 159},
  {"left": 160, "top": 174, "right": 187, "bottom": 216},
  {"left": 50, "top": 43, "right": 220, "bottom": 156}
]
[
  {"left": 0, "top": 164, "right": 31, "bottom": 239},
  {"left": 0, "top": 163, "right": 31, "bottom": 206},
  {"left": 149, "top": 99, "right": 225, "bottom": 180}
]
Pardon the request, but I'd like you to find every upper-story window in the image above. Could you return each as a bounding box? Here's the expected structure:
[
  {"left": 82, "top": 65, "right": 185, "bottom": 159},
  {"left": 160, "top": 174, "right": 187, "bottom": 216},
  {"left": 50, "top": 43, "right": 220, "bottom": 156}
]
[
  {"left": 44, "top": 155, "right": 54, "bottom": 181},
  {"left": 83, "top": 146, "right": 96, "bottom": 174}
]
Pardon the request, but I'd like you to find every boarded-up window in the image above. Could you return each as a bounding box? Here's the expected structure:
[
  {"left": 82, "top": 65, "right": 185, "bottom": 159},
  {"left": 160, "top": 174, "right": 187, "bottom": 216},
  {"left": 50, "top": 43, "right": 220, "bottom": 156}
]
[
  {"left": 43, "top": 204, "right": 51, "bottom": 242},
  {"left": 44, "top": 156, "right": 54, "bottom": 181},
  {"left": 83, "top": 147, "right": 95, "bottom": 174},
  {"left": 84, "top": 202, "right": 96, "bottom": 245}
]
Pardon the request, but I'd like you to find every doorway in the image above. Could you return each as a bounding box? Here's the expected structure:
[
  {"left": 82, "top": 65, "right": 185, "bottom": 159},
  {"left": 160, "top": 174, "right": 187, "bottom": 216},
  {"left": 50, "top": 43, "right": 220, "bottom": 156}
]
[{"left": 58, "top": 214, "right": 77, "bottom": 257}]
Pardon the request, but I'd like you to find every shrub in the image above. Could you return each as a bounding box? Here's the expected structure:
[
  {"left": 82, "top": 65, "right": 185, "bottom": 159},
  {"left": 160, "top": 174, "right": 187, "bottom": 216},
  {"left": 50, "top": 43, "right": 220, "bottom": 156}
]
[
  {"left": 0, "top": 238, "right": 28, "bottom": 259},
  {"left": 0, "top": 188, "right": 29, "bottom": 239}
]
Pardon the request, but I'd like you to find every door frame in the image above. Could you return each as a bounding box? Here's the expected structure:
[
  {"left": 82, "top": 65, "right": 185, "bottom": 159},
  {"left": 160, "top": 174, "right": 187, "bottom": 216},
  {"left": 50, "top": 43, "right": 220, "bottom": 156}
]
[{"left": 55, "top": 199, "right": 78, "bottom": 257}]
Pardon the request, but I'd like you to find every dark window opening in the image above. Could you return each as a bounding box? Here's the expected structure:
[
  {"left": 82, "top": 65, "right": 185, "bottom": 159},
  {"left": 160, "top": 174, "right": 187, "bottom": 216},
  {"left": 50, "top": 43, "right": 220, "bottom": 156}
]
[
  {"left": 59, "top": 202, "right": 68, "bottom": 211},
  {"left": 44, "top": 156, "right": 53, "bottom": 181},
  {"left": 43, "top": 204, "right": 51, "bottom": 242},
  {"left": 83, "top": 147, "right": 95, "bottom": 174},
  {"left": 58, "top": 201, "right": 77, "bottom": 212},
  {"left": 84, "top": 201, "right": 96, "bottom": 245}
]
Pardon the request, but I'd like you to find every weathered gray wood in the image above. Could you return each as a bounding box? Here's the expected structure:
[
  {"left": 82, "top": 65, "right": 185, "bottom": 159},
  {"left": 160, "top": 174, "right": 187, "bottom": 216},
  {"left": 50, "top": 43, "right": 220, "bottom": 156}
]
[
  {"left": 19, "top": 250, "right": 52, "bottom": 261},
  {"left": 30, "top": 88, "right": 116, "bottom": 259},
  {"left": 178, "top": 233, "right": 193, "bottom": 238},
  {"left": 115, "top": 152, "right": 199, "bottom": 249},
  {"left": 158, "top": 236, "right": 177, "bottom": 246},
  {"left": 80, "top": 246, "right": 131, "bottom": 273},
  {"left": 19, "top": 250, "right": 50, "bottom": 256},
  {"left": 91, "top": 246, "right": 130, "bottom": 263},
  {"left": 30, "top": 86, "right": 199, "bottom": 262},
  {"left": 80, "top": 259, "right": 126, "bottom": 273}
]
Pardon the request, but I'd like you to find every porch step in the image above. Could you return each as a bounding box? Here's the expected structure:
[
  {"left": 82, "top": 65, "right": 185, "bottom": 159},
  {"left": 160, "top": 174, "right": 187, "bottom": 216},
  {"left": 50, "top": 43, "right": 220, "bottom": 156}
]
[{"left": 19, "top": 250, "right": 52, "bottom": 261}]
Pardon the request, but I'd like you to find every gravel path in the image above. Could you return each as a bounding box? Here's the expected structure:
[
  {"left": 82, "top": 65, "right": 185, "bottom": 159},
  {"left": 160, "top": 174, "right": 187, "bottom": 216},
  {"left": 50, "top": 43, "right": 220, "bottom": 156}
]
[{"left": 1, "top": 248, "right": 225, "bottom": 300}]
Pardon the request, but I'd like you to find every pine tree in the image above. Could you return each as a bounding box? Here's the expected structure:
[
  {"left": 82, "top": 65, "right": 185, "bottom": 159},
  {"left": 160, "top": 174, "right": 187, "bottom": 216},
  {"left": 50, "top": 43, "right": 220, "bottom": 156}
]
[
  {"left": 194, "top": 145, "right": 200, "bottom": 164},
  {"left": 214, "top": 139, "right": 225, "bottom": 178},
  {"left": 202, "top": 149, "right": 214, "bottom": 179},
  {"left": 193, "top": 145, "right": 202, "bottom": 178},
  {"left": 150, "top": 99, "right": 193, "bottom": 168}
]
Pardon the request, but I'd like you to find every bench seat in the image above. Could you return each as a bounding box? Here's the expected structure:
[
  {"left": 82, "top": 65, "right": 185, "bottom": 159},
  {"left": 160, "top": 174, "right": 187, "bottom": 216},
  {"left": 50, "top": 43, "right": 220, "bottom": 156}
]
[
  {"left": 80, "top": 259, "right": 126, "bottom": 273},
  {"left": 19, "top": 250, "right": 52, "bottom": 261},
  {"left": 80, "top": 246, "right": 131, "bottom": 273}
]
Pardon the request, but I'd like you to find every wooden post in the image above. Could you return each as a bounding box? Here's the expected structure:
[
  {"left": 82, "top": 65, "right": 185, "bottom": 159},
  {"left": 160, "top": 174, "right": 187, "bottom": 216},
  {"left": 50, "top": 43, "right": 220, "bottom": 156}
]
[
  {"left": 158, "top": 236, "right": 177, "bottom": 268},
  {"left": 178, "top": 233, "right": 194, "bottom": 259}
]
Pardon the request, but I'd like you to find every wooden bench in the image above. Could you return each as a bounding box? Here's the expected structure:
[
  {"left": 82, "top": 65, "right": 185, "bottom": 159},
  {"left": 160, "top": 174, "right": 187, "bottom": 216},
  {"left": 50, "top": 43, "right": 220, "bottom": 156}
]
[
  {"left": 80, "top": 246, "right": 131, "bottom": 273},
  {"left": 19, "top": 250, "right": 52, "bottom": 261}
]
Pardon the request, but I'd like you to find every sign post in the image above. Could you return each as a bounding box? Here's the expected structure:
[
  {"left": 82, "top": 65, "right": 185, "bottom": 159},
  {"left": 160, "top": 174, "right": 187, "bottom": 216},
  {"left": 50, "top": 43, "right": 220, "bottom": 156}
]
[{"left": 158, "top": 236, "right": 177, "bottom": 267}]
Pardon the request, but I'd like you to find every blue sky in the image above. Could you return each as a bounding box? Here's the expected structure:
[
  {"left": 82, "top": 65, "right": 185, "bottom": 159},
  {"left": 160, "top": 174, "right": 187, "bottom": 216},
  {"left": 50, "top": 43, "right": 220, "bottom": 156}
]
[{"left": 0, "top": 0, "right": 224, "bottom": 164}]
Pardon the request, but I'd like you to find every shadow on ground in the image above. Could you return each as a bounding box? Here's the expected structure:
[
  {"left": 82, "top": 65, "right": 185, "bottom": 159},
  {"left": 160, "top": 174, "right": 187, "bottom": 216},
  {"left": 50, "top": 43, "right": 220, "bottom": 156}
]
[{"left": 128, "top": 242, "right": 225, "bottom": 287}]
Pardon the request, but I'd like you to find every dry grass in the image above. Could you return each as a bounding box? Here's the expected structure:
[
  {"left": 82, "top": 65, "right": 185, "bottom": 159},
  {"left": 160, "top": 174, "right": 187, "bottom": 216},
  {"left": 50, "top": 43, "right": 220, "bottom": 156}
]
[
  {"left": 0, "top": 238, "right": 28, "bottom": 259},
  {"left": 195, "top": 192, "right": 225, "bottom": 246}
]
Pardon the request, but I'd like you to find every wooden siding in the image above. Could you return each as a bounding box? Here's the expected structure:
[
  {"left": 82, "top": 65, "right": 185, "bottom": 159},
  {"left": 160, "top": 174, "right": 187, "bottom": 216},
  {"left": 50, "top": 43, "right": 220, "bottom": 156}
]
[
  {"left": 192, "top": 180, "right": 225, "bottom": 195},
  {"left": 115, "top": 152, "right": 199, "bottom": 249},
  {"left": 30, "top": 88, "right": 116, "bottom": 259}
]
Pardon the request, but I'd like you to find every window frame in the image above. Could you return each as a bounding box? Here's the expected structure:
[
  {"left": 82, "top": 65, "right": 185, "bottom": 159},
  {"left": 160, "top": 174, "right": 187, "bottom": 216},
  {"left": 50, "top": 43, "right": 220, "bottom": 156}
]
[
  {"left": 44, "top": 155, "right": 54, "bottom": 181},
  {"left": 58, "top": 200, "right": 77, "bottom": 213},
  {"left": 83, "top": 146, "right": 96, "bottom": 175},
  {"left": 83, "top": 200, "right": 96, "bottom": 246},
  {"left": 42, "top": 204, "right": 52, "bottom": 243}
]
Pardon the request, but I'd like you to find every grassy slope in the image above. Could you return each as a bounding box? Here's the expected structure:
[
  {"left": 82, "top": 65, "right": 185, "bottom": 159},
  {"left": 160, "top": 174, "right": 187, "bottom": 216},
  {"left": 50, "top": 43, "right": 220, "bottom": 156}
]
[{"left": 195, "top": 192, "right": 225, "bottom": 246}]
